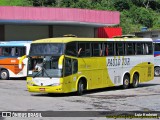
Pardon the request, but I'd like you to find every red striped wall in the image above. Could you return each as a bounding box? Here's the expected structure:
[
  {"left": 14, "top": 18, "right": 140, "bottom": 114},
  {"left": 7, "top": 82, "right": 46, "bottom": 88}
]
[
  {"left": 97, "top": 27, "right": 122, "bottom": 38},
  {"left": 0, "top": 6, "right": 120, "bottom": 25}
]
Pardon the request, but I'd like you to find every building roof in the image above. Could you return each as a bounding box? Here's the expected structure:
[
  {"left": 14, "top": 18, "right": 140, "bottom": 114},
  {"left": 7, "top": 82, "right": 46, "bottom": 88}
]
[
  {"left": 135, "top": 29, "right": 160, "bottom": 34},
  {"left": 0, "top": 6, "right": 120, "bottom": 27}
]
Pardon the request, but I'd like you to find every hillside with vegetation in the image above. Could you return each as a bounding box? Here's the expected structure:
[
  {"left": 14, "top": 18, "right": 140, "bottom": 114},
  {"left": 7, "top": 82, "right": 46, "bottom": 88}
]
[{"left": 0, "top": 0, "right": 160, "bottom": 34}]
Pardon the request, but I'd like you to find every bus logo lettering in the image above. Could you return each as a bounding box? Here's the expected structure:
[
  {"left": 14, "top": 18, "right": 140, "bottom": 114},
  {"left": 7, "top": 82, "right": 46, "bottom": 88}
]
[
  {"left": 107, "top": 58, "right": 121, "bottom": 66},
  {"left": 122, "top": 58, "right": 130, "bottom": 66},
  {"left": 107, "top": 58, "right": 130, "bottom": 66}
]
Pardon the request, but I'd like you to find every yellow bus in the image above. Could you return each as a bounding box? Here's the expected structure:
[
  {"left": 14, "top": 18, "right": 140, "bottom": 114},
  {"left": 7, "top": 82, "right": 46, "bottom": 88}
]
[{"left": 27, "top": 37, "right": 154, "bottom": 95}]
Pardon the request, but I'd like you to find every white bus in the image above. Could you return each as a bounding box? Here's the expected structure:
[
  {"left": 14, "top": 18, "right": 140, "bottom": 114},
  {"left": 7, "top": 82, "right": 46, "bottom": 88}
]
[
  {"left": 153, "top": 39, "right": 160, "bottom": 76},
  {"left": 0, "top": 41, "right": 31, "bottom": 80}
]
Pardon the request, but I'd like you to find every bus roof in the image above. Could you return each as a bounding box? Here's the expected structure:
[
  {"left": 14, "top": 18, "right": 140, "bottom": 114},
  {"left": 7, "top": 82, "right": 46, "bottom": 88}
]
[
  {"left": 0, "top": 41, "right": 32, "bottom": 46},
  {"left": 32, "top": 37, "right": 152, "bottom": 44},
  {"left": 153, "top": 39, "right": 160, "bottom": 43}
]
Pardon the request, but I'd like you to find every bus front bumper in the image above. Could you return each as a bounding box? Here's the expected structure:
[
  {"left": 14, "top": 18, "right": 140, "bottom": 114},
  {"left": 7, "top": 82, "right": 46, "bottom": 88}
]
[
  {"left": 27, "top": 77, "right": 65, "bottom": 93},
  {"left": 27, "top": 85, "right": 64, "bottom": 93}
]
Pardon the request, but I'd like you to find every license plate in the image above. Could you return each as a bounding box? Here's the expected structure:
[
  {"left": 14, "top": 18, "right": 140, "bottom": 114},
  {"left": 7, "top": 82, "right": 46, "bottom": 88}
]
[{"left": 39, "top": 88, "right": 45, "bottom": 91}]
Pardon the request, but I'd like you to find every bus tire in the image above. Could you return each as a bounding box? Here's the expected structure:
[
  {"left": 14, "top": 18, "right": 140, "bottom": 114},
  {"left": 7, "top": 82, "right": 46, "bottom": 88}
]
[
  {"left": 77, "top": 80, "right": 84, "bottom": 95},
  {"left": 154, "top": 67, "right": 160, "bottom": 76},
  {"left": 0, "top": 69, "right": 9, "bottom": 80},
  {"left": 131, "top": 74, "right": 139, "bottom": 88},
  {"left": 123, "top": 75, "right": 130, "bottom": 89}
]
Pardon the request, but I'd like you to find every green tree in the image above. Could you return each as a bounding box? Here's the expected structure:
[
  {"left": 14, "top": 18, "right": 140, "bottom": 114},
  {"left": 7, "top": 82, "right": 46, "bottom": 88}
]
[
  {"left": 130, "top": 6, "right": 154, "bottom": 28},
  {"left": 149, "top": 0, "right": 160, "bottom": 12},
  {"left": 28, "top": 0, "right": 55, "bottom": 7},
  {"left": 120, "top": 10, "right": 141, "bottom": 34},
  {"left": 94, "top": 0, "right": 115, "bottom": 10},
  {"left": 70, "top": 0, "right": 92, "bottom": 9},
  {"left": 60, "top": 0, "right": 79, "bottom": 8},
  {"left": 131, "top": 0, "right": 160, "bottom": 10},
  {"left": 152, "top": 12, "right": 160, "bottom": 29},
  {"left": 113, "top": 0, "right": 131, "bottom": 11},
  {"left": 0, "top": 0, "right": 32, "bottom": 6}
]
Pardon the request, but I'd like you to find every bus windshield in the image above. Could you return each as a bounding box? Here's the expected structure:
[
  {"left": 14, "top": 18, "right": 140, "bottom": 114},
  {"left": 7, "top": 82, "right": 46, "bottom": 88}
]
[
  {"left": 28, "top": 56, "right": 62, "bottom": 77},
  {"left": 29, "top": 43, "right": 64, "bottom": 56},
  {"left": 155, "top": 43, "right": 160, "bottom": 51}
]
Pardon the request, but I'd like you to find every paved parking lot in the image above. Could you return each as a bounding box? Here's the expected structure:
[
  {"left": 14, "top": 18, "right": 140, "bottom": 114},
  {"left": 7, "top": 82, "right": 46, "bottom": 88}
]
[{"left": 0, "top": 77, "right": 159, "bottom": 119}]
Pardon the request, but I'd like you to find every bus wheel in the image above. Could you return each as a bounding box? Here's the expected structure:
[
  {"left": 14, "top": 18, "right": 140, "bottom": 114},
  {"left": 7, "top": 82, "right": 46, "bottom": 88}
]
[
  {"left": 0, "top": 70, "right": 9, "bottom": 80},
  {"left": 77, "top": 80, "right": 84, "bottom": 95},
  {"left": 131, "top": 74, "right": 139, "bottom": 88},
  {"left": 154, "top": 67, "right": 160, "bottom": 76},
  {"left": 123, "top": 75, "right": 130, "bottom": 89}
]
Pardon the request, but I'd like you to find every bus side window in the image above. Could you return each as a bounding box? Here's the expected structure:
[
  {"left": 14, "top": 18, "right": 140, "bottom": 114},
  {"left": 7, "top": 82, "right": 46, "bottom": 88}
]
[
  {"left": 104, "top": 43, "right": 108, "bottom": 56},
  {"left": 116, "top": 42, "right": 124, "bottom": 56},
  {"left": 92, "top": 43, "right": 102, "bottom": 57},
  {"left": 126, "top": 43, "right": 135, "bottom": 55},
  {"left": 11, "top": 47, "right": 16, "bottom": 56},
  {"left": 65, "top": 42, "right": 77, "bottom": 56},
  {"left": 85, "top": 43, "right": 91, "bottom": 56},
  {"left": 72, "top": 59, "right": 78, "bottom": 74},
  {"left": 78, "top": 48, "right": 82, "bottom": 55},
  {"left": 78, "top": 43, "right": 91, "bottom": 57},
  {"left": 136, "top": 43, "right": 143, "bottom": 55},
  {"left": 64, "top": 57, "right": 78, "bottom": 76},
  {"left": 3, "top": 47, "right": 11, "bottom": 56},
  {"left": 0, "top": 47, "right": 2, "bottom": 56},
  {"left": 145, "top": 43, "right": 153, "bottom": 55},
  {"left": 64, "top": 57, "right": 72, "bottom": 76},
  {"left": 16, "top": 47, "right": 26, "bottom": 56},
  {"left": 106, "top": 47, "right": 108, "bottom": 56},
  {"left": 155, "top": 43, "right": 160, "bottom": 51},
  {"left": 78, "top": 43, "right": 85, "bottom": 57},
  {"left": 16, "top": 48, "right": 20, "bottom": 56},
  {"left": 99, "top": 43, "right": 103, "bottom": 56},
  {"left": 104, "top": 43, "right": 114, "bottom": 56}
]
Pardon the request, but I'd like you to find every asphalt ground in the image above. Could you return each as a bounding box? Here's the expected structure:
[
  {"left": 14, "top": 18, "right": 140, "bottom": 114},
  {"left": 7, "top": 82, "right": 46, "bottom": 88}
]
[{"left": 0, "top": 77, "right": 159, "bottom": 120}]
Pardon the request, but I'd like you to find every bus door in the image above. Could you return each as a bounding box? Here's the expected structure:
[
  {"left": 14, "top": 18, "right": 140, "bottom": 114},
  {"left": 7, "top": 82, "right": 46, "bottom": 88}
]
[
  {"left": 142, "top": 43, "right": 154, "bottom": 81},
  {"left": 63, "top": 56, "right": 78, "bottom": 92},
  {"left": 105, "top": 42, "right": 122, "bottom": 86},
  {"left": 136, "top": 42, "right": 153, "bottom": 81}
]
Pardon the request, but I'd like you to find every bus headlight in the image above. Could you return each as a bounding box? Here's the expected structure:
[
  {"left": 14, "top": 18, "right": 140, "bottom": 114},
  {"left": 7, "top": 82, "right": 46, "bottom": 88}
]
[
  {"left": 51, "top": 83, "right": 61, "bottom": 86},
  {"left": 27, "top": 81, "right": 34, "bottom": 86}
]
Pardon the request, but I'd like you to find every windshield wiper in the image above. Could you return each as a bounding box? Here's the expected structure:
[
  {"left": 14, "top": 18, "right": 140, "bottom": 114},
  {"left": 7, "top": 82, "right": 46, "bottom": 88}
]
[
  {"left": 42, "top": 67, "right": 52, "bottom": 79},
  {"left": 33, "top": 62, "right": 52, "bottom": 79}
]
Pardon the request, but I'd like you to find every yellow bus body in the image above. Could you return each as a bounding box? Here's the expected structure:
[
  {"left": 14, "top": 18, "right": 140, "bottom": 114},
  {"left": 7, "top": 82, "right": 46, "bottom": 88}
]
[{"left": 27, "top": 37, "right": 154, "bottom": 94}]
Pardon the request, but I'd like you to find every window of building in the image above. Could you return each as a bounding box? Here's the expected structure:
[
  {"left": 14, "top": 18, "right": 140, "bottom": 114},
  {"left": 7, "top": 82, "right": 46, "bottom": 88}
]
[{"left": 151, "top": 34, "right": 158, "bottom": 38}]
